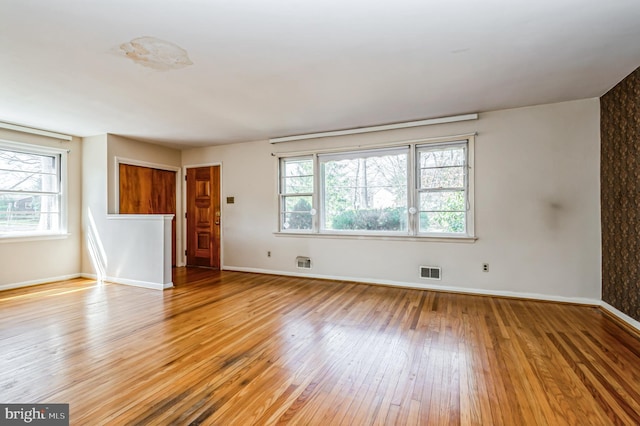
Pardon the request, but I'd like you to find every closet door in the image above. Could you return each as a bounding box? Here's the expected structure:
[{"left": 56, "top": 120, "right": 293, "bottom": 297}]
[{"left": 119, "top": 164, "right": 177, "bottom": 265}]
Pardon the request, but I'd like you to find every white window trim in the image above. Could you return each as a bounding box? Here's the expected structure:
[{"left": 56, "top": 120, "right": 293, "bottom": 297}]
[
  {"left": 275, "top": 134, "right": 476, "bottom": 241},
  {"left": 274, "top": 231, "right": 477, "bottom": 243},
  {"left": 0, "top": 139, "right": 69, "bottom": 240},
  {"left": 466, "top": 136, "right": 476, "bottom": 238}
]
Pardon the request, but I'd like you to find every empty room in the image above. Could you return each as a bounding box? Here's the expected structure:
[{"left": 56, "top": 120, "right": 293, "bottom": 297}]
[{"left": 1, "top": 1, "right": 640, "bottom": 424}]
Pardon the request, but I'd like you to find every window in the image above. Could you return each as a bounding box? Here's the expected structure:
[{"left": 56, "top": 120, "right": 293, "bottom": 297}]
[
  {"left": 279, "top": 156, "right": 314, "bottom": 231},
  {"left": 278, "top": 136, "right": 474, "bottom": 238},
  {"left": 320, "top": 147, "right": 408, "bottom": 232},
  {"left": 0, "top": 141, "right": 67, "bottom": 237},
  {"left": 417, "top": 142, "right": 467, "bottom": 234}
]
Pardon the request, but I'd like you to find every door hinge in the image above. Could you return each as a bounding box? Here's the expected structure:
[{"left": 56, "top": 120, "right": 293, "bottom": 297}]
[
  {"left": 185, "top": 212, "right": 187, "bottom": 219},
  {"left": 185, "top": 250, "right": 187, "bottom": 256},
  {"left": 185, "top": 175, "right": 187, "bottom": 181}
]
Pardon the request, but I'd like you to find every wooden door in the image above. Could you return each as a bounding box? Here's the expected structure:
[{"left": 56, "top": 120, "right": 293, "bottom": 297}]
[
  {"left": 186, "top": 166, "right": 220, "bottom": 268},
  {"left": 119, "top": 164, "right": 177, "bottom": 266}
]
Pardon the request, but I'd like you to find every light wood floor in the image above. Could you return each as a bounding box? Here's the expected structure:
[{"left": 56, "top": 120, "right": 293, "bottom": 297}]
[{"left": 2, "top": 269, "right": 640, "bottom": 425}]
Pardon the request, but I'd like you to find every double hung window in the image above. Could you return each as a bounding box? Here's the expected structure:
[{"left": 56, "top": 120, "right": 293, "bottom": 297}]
[
  {"left": 278, "top": 136, "right": 473, "bottom": 238},
  {"left": 417, "top": 143, "right": 467, "bottom": 234},
  {"left": 279, "top": 156, "right": 314, "bottom": 231},
  {"left": 0, "top": 141, "right": 66, "bottom": 237}
]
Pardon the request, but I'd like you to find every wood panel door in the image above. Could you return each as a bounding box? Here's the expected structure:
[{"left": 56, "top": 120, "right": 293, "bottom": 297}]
[
  {"left": 119, "top": 164, "right": 177, "bottom": 266},
  {"left": 186, "top": 166, "right": 220, "bottom": 268}
]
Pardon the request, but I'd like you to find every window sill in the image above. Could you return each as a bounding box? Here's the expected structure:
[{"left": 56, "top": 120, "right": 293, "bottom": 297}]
[
  {"left": 0, "top": 233, "right": 71, "bottom": 243},
  {"left": 273, "top": 231, "right": 477, "bottom": 243}
]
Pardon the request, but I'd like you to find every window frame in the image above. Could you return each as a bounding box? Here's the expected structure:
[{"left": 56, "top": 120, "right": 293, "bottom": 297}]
[
  {"left": 0, "top": 139, "right": 68, "bottom": 240},
  {"left": 276, "top": 134, "right": 475, "bottom": 240}
]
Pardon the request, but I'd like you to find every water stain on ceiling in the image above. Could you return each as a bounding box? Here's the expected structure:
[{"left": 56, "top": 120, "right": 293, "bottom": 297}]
[{"left": 119, "top": 36, "right": 193, "bottom": 71}]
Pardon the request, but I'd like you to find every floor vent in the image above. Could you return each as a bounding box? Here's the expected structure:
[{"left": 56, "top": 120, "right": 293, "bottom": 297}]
[
  {"left": 296, "top": 256, "right": 311, "bottom": 269},
  {"left": 420, "top": 266, "right": 441, "bottom": 280}
]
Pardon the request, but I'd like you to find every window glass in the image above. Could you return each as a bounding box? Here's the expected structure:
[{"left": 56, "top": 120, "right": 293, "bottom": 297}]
[
  {"left": 417, "top": 144, "right": 467, "bottom": 234},
  {"left": 280, "top": 157, "right": 313, "bottom": 231},
  {"left": 0, "top": 146, "right": 63, "bottom": 235},
  {"left": 320, "top": 148, "right": 408, "bottom": 232}
]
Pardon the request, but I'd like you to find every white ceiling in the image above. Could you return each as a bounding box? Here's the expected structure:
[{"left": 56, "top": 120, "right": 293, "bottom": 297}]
[{"left": 1, "top": 0, "right": 640, "bottom": 148}]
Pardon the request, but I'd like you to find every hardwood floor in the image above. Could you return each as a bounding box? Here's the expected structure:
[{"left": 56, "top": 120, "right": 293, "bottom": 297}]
[{"left": 2, "top": 269, "right": 640, "bottom": 425}]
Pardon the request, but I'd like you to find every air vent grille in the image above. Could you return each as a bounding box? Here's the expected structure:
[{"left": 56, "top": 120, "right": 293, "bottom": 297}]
[
  {"left": 296, "top": 256, "right": 311, "bottom": 269},
  {"left": 420, "top": 266, "right": 441, "bottom": 280}
]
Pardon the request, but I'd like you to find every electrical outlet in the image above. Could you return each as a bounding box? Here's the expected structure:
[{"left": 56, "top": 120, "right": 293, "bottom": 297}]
[
  {"left": 482, "top": 263, "right": 489, "bottom": 272},
  {"left": 267, "top": 251, "right": 271, "bottom": 257}
]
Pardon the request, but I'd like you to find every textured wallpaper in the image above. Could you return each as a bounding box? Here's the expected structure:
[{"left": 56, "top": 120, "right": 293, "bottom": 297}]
[{"left": 601, "top": 65, "right": 640, "bottom": 321}]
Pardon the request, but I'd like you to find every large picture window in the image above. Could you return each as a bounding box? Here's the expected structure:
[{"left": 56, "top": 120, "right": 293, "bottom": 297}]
[
  {"left": 278, "top": 136, "right": 474, "bottom": 238},
  {"left": 320, "top": 147, "right": 408, "bottom": 232},
  {"left": 0, "top": 141, "right": 66, "bottom": 237}
]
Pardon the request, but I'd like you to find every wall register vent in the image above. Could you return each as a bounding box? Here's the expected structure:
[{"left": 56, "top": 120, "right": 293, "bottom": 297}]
[
  {"left": 420, "top": 266, "right": 441, "bottom": 280},
  {"left": 296, "top": 256, "right": 312, "bottom": 269}
]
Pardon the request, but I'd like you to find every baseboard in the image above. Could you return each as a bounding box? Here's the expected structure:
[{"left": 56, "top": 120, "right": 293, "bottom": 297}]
[
  {"left": 0, "top": 266, "right": 599, "bottom": 303},
  {"left": 600, "top": 302, "right": 640, "bottom": 335},
  {"left": 222, "top": 266, "right": 600, "bottom": 306},
  {"left": 81, "top": 273, "right": 173, "bottom": 291},
  {"left": 0, "top": 273, "right": 82, "bottom": 292}
]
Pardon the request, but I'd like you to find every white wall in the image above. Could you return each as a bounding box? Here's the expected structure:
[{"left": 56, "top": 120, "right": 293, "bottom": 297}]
[
  {"left": 0, "top": 128, "right": 82, "bottom": 289},
  {"left": 181, "top": 99, "right": 602, "bottom": 301},
  {"left": 81, "top": 134, "right": 173, "bottom": 289}
]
